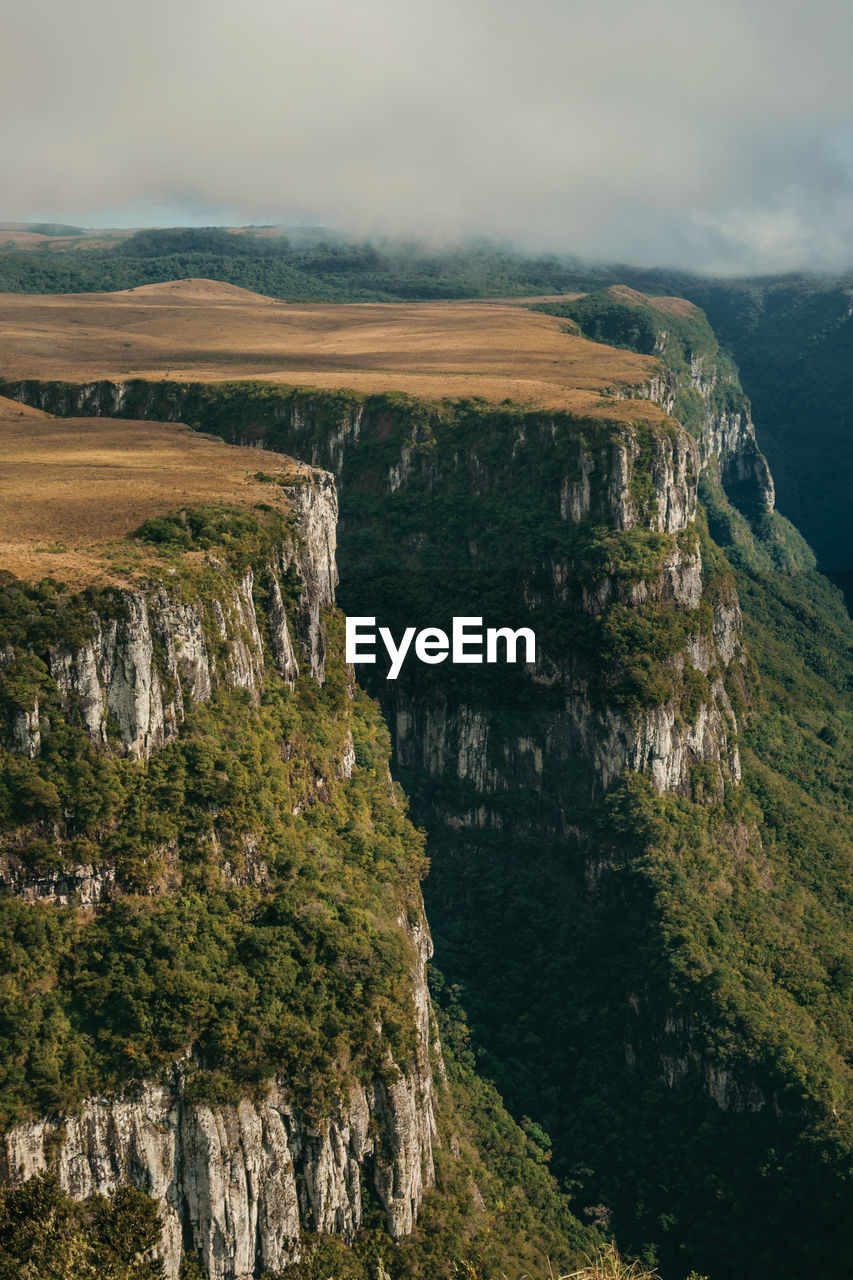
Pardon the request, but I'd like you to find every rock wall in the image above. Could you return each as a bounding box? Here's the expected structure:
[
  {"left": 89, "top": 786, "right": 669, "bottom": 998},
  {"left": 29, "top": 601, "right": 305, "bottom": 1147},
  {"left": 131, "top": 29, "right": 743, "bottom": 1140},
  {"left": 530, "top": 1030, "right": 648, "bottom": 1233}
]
[
  {"left": 0, "top": 365, "right": 774, "bottom": 1145},
  {"left": 393, "top": 591, "right": 743, "bottom": 806},
  {"left": 621, "top": 349, "right": 775, "bottom": 515},
  {"left": 0, "top": 380, "right": 745, "bottom": 798},
  {"left": 0, "top": 377, "right": 754, "bottom": 801},
  {"left": 557, "top": 425, "right": 697, "bottom": 534},
  {"left": 371, "top": 411, "right": 744, "bottom": 800},
  {"left": 0, "top": 860, "right": 117, "bottom": 906},
  {"left": 0, "top": 462, "right": 444, "bottom": 1277},
  {"left": 0, "top": 912, "right": 440, "bottom": 1280},
  {"left": 1, "top": 475, "right": 337, "bottom": 764}
]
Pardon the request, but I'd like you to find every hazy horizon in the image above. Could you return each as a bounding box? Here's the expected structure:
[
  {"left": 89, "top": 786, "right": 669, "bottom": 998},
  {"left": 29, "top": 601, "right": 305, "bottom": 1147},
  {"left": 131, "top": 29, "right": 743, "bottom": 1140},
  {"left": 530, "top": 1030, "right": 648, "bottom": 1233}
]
[
  {"left": 5, "top": 0, "right": 853, "bottom": 276},
  {"left": 6, "top": 217, "right": 853, "bottom": 284}
]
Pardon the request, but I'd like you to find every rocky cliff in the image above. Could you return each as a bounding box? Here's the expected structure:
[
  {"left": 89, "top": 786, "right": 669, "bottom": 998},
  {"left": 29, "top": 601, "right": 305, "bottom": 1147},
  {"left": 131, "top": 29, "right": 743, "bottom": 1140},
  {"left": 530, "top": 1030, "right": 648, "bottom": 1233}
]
[
  {"left": 0, "top": 468, "right": 443, "bottom": 1279},
  {"left": 1, "top": 475, "right": 337, "bottom": 766},
  {"left": 0, "top": 914, "right": 439, "bottom": 1280},
  {"left": 621, "top": 347, "right": 775, "bottom": 519},
  {"left": 2, "top": 296, "right": 851, "bottom": 1280},
  {"left": 528, "top": 286, "right": 777, "bottom": 524},
  {"left": 0, "top": 378, "right": 749, "bottom": 800}
]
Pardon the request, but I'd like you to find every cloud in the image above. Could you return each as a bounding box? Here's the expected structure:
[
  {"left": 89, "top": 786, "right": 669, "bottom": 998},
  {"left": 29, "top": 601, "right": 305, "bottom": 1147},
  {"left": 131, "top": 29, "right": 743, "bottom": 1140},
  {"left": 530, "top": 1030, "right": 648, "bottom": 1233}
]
[{"left": 4, "top": 0, "right": 853, "bottom": 272}]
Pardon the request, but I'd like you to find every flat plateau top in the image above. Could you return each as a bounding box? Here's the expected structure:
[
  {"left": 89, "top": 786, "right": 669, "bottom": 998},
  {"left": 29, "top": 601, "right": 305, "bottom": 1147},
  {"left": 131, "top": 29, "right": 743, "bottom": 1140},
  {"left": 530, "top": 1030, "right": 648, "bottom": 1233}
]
[
  {"left": 0, "top": 395, "right": 300, "bottom": 586},
  {"left": 0, "top": 279, "right": 666, "bottom": 420}
]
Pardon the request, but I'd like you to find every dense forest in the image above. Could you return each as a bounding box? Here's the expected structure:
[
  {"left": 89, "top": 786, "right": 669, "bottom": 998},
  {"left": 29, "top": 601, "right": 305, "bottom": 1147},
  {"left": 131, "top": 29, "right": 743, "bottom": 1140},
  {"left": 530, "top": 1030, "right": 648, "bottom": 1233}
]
[{"left": 0, "top": 227, "right": 602, "bottom": 302}]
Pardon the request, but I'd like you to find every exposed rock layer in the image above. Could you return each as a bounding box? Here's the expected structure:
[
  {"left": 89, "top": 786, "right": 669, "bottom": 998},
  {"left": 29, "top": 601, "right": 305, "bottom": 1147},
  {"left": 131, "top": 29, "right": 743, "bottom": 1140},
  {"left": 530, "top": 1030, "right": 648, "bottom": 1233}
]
[
  {"left": 0, "top": 916, "right": 440, "bottom": 1280},
  {"left": 1, "top": 372, "right": 764, "bottom": 1132},
  {"left": 621, "top": 349, "right": 775, "bottom": 514},
  {"left": 1, "top": 476, "right": 337, "bottom": 764},
  {"left": 0, "top": 467, "right": 442, "bottom": 1278}
]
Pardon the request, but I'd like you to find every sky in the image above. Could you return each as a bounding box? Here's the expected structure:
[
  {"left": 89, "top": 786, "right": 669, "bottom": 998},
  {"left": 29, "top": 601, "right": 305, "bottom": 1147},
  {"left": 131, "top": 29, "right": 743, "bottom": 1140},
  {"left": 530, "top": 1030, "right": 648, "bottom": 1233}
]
[{"left": 4, "top": 0, "right": 853, "bottom": 274}]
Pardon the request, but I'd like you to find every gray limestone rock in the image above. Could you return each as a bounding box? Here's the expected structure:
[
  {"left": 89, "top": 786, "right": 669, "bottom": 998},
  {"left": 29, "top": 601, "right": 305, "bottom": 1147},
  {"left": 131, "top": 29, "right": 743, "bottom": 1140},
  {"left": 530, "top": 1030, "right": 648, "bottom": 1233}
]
[{"left": 0, "top": 910, "right": 441, "bottom": 1280}]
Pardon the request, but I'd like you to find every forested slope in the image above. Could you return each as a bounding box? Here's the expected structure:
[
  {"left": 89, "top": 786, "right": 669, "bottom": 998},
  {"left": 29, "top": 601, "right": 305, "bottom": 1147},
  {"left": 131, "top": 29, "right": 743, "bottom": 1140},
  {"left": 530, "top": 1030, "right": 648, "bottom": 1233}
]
[
  {"left": 7, "top": 281, "right": 851, "bottom": 1277},
  {"left": 0, "top": 436, "right": 599, "bottom": 1279}
]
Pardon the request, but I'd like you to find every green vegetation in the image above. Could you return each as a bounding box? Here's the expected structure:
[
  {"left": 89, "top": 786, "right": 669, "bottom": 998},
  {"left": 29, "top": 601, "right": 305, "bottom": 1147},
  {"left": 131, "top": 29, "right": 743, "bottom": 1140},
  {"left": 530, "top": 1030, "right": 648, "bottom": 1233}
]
[
  {"left": 1, "top": 228, "right": 848, "bottom": 588},
  {"left": 0, "top": 502, "right": 605, "bottom": 1279},
  {"left": 107, "top": 378, "right": 848, "bottom": 1278},
  {"left": 534, "top": 288, "right": 739, "bottom": 442},
  {"left": 529, "top": 272, "right": 853, "bottom": 601},
  {"left": 674, "top": 274, "right": 853, "bottom": 595},
  {"left": 697, "top": 475, "right": 815, "bottom": 576},
  {"left": 86, "top": 376, "right": 849, "bottom": 1277},
  {"left": 0, "top": 1173, "right": 164, "bottom": 1280},
  {"left": 25, "top": 223, "right": 85, "bottom": 237},
  {"left": 0, "top": 678, "right": 428, "bottom": 1122},
  {"left": 259, "top": 994, "right": 604, "bottom": 1280},
  {"left": 0, "top": 511, "right": 429, "bottom": 1126},
  {"left": 531, "top": 287, "right": 829, "bottom": 577},
  {"left": 133, "top": 500, "right": 296, "bottom": 562},
  {"left": 537, "top": 292, "right": 661, "bottom": 355},
  {"left": 384, "top": 569, "right": 853, "bottom": 1280},
  {"left": 0, "top": 230, "right": 599, "bottom": 302},
  {"left": 1, "top": 258, "right": 852, "bottom": 1275}
]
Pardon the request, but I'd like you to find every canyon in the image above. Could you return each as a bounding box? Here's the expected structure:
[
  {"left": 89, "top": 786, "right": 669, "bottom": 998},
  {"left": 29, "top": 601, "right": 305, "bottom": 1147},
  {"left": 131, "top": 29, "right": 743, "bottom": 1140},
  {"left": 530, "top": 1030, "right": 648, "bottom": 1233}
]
[{"left": 0, "top": 283, "right": 851, "bottom": 1278}]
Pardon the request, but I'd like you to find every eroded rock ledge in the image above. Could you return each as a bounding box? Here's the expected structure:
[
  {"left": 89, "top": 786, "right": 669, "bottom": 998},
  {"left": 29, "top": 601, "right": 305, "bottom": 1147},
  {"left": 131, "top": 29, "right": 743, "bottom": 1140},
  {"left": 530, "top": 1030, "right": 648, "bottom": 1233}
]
[
  {"left": 0, "top": 918, "right": 441, "bottom": 1280},
  {"left": 31, "top": 476, "right": 337, "bottom": 761}
]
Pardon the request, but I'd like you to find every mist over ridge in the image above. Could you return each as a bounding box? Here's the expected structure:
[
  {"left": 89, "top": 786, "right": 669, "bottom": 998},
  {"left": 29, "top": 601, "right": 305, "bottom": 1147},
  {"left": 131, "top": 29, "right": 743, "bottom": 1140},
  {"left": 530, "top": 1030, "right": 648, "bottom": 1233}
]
[{"left": 5, "top": 0, "right": 853, "bottom": 274}]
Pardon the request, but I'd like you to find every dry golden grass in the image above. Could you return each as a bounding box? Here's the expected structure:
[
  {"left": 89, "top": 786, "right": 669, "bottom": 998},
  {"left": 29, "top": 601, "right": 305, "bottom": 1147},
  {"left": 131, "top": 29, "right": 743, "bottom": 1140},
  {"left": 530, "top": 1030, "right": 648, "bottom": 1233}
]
[
  {"left": 0, "top": 396, "right": 300, "bottom": 586},
  {"left": 647, "top": 294, "right": 700, "bottom": 318},
  {"left": 605, "top": 285, "right": 654, "bottom": 308},
  {"left": 0, "top": 223, "right": 134, "bottom": 252},
  {"left": 560, "top": 1243, "right": 663, "bottom": 1280},
  {"left": 473, "top": 292, "right": 587, "bottom": 306},
  {"left": 0, "top": 279, "right": 666, "bottom": 421},
  {"left": 604, "top": 284, "right": 700, "bottom": 319},
  {"left": 0, "top": 394, "right": 50, "bottom": 421},
  {"left": 490, "top": 1243, "right": 665, "bottom": 1280},
  {"left": 483, "top": 286, "right": 700, "bottom": 321}
]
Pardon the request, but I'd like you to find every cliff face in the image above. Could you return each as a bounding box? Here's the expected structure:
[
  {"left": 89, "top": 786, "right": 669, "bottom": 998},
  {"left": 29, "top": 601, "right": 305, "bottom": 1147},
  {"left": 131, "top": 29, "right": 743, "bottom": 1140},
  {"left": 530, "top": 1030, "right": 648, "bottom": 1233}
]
[
  {"left": 5, "top": 476, "right": 337, "bottom": 765},
  {"left": 0, "top": 469, "right": 442, "bottom": 1278},
  {"left": 623, "top": 350, "right": 775, "bottom": 516},
  {"left": 346, "top": 407, "right": 743, "bottom": 804},
  {"left": 0, "top": 378, "right": 748, "bottom": 803},
  {"left": 393, "top": 550, "right": 742, "bottom": 811},
  {"left": 0, "top": 916, "right": 439, "bottom": 1280},
  {"left": 525, "top": 287, "right": 777, "bottom": 525}
]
